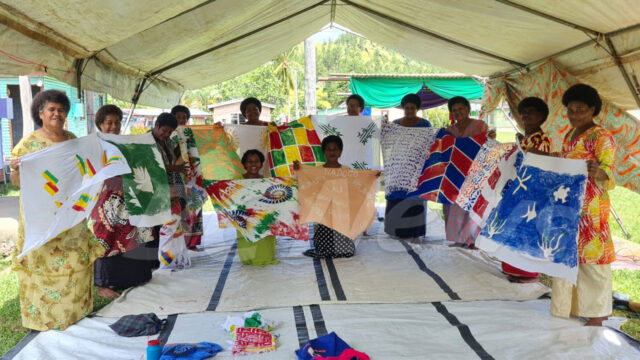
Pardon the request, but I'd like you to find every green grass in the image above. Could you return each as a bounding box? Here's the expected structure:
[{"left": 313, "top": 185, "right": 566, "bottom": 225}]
[
  {"left": 612, "top": 269, "right": 640, "bottom": 302},
  {"left": 0, "top": 183, "right": 19, "bottom": 197},
  {"left": 0, "top": 255, "right": 118, "bottom": 357},
  {"left": 609, "top": 187, "right": 640, "bottom": 245},
  {"left": 612, "top": 269, "right": 640, "bottom": 340}
]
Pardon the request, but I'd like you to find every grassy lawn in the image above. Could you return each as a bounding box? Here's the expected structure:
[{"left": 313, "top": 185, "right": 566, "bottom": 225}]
[
  {"left": 0, "top": 256, "right": 117, "bottom": 357},
  {"left": 0, "top": 183, "right": 19, "bottom": 197}
]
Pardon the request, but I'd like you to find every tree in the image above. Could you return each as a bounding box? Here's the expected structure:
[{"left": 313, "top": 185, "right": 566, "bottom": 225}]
[{"left": 182, "top": 33, "right": 450, "bottom": 119}]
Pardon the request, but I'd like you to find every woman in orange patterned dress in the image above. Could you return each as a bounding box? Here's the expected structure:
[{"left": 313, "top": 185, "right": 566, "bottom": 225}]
[{"left": 551, "top": 84, "right": 616, "bottom": 327}]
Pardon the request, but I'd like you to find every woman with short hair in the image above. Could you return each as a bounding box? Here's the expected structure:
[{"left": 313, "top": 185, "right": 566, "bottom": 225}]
[
  {"left": 384, "top": 94, "right": 431, "bottom": 242},
  {"left": 9, "top": 90, "right": 105, "bottom": 330},
  {"left": 91, "top": 104, "right": 156, "bottom": 299},
  {"left": 443, "top": 96, "right": 492, "bottom": 249}
]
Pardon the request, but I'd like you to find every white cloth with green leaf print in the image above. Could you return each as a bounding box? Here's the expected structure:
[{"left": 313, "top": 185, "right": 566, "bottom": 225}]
[
  {"left": 312, "top": 115, "right": 381, "bottom": 170},
  {"left": 100, "top": 133, "right": 172, "bottom": 227},
  {"left": 17, "top": 132, "right": 171, "bottom": 257}
]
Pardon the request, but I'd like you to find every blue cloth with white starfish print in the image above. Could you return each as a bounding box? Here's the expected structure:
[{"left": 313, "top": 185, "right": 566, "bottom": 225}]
[{"left": 475, "top": 152, "right": 588, "bottom": 284}]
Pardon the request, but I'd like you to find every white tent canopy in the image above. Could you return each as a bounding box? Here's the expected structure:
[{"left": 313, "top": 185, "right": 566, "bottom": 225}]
[{"left": 1, "top": 0, "right": 639, "bottom": 109}]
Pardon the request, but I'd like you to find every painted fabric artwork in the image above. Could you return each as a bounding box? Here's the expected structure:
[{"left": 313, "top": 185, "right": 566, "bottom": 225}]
[
  {"left": 18, "top": 132, "right": 171, "bottom": 257},
  {"left": 411, "top": 131, "right": 488, "bottom": 203},
  {"left": 158, "top": 203, "right": 190, "bottom": 269},
  {"left": 172, "top": 125, "right": 207, "bottom": 247},
  {"left": 206, "top": 177, "right": 309, "bottom": 243},
  {"left": 224, "top": 124, "right": 270, "bottom": 176},
  {"left": 297, "top": 166, "right": 379, "bottom": 240},
  {"left": 312, "top": 115, "right": 381, "bottom": 170},
  {"left": 476, "top": 152, "right": 588, "bottom": 284},
  {"left": 104, "top": 133, "right": 172, "bottom": 227},
  {"left": 481, "top": 60, "right": 640, "bottom": 193},
  {"left": 381, "top": 122, "right": 440, "bottom": 199},
  {"left": 267, "top": 117, "right": 326, "bottom": 177},
  {"left": 190, "top": 124, "right": 244, "bottom": 181},
  {"left": 456, "top": 142, "right": 523, "bottom": 227}
]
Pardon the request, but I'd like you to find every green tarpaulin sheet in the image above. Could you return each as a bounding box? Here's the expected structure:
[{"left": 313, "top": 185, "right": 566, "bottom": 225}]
[{"left": 350, "top": 77, "right": 484, "bottom": 108}]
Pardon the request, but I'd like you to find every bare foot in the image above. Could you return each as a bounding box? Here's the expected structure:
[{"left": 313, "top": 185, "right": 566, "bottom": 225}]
[
  {"left": 97, "top": 287, "right": 119, "bottom": 299},
  {"left": 466, "top": 244, "right": 478, "bottom": 250},
  {"left": 585, "top": 317, "right": 608, "bottom": 326}
]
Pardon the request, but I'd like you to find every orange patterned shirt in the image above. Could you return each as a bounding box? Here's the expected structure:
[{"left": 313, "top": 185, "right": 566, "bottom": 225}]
[
  {"left": 562, "top": 125, "right": 616, "bottom": 264},
  {"left": 519, "top": 130, "right": 552, "bottom": 153}
]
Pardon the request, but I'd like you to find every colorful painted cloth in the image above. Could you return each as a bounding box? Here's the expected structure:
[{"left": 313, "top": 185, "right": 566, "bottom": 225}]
[
  {"left": 268, "top": 117, "right": 326, "bottom": 177},
  {"left": 105, "top": 133, "right": 172, "bottom": 227},
  {"left": 190, "top": 124, "right": 244, "bottom": 181},
  {"left": 224, "top": 123, "right": 270, "bottom": 176},
  {"left": 501, "top": 130, "right": 552, "bottom": 278},
  {"left": 231, "top": 327, "right": 276, "bottom": 355},
  {"left": 563, "top": 126, "right": 616, "bottom": 264},
  {"left": 17, "top": 132, "right": 169, "bottom": 257},
  {"left": 172, "top": 126, "right": 206, "bottom": 248},
  {"left": 312, "top": 115, "right": 381, "bottom": 169},
  {"left": 481, "top": 60, "right": 640, "bottom": 193},
  {"left": 297, "top": 166, "right": 378, "bottom": 240},
  {"left": 520, "top": 130, "right": 552, "bottom": 153},
  {"left": 380, "top": 123, "right": 440, "bottom": 199},
  {"left": 12, "top": 130, "right": 106, "bottom": 331},
  {"left": 206, "top": 177, "right": 309, "bottom": 242},
  {"left": 455, "top": 143, "right": 521, "bottom": 227},
  {"left": 160, "top": 342, "right": 223, "bottom": 359},
  {"left": 91, "top": 176, "right": 156, "bottom": 257},
  {"left": 476, "top": 152, "right": 588, "bottom": 284},
  {"left": 412, "top": 131, "right": 488, "bottom": 203},
  {"left": 158, "top": 202, "right": 190, "bottom": 269}
]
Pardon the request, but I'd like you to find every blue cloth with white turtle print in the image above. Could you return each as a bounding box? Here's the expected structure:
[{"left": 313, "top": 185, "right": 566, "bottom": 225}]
[{"left": 475, "top": 152, "right": 588, "bottom": 285}]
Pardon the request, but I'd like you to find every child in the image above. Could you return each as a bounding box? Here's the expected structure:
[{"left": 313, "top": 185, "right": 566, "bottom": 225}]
[
  {"left": 502, "top": 97, "right": 552, "bottom": 283},
  {"left": 551, "top": 84, "right": 616, "bottom": 326},
  {"left": 295, "top": 136, "right": 357, "bottom": 258},
  {"left": 236, "top": 149, "right": 279, "bottom": 266}
]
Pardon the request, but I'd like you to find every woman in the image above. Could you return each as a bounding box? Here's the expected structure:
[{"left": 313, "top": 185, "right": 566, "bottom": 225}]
[
  {"left": 9, "top": 90, "right": 105, "bottom": 331},
  {"left": 551, "top": 84, "right": 616, "bottom": 327},
  {"left": 501, "top": 97, "right": 551, "bottom": 283},
  {"left": 298, "top": 136, "right": 357, "bottom": 258},
  {"left": 241, "top": 97, "right": 269, "bottom": 126},
  {"left": 152, "top": 113, "right": 191, "bottom": 268},
  {"left": 384, "top": 94, "right": 431, "bottom": 242},
  {"left": 346, "top": 94, "right": 365, "bottom": 116},
  {"left": 236, "top": 149, "right": 279, "bottom": 266},
  {"left": 443, "top": 96, "right": 493, "bottom": 248},
  {"left": 171, "top": 105, "right": 205, "bottom": 250},
  {"left": 92, "top": 105, "right": 156, "bottom": 299}
]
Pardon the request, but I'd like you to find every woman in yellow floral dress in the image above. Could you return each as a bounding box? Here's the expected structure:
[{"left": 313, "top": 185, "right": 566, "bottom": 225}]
[
  {"left": 551, "top": 84, "right": 616, "bottom": 327},
  {"left": 9, "top": 90, "right": 105, "bottom": 331}
]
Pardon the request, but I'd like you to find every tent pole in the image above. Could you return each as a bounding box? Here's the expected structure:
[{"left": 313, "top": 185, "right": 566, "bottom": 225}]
[
  {"left": 341, "top": 0, "right": 525, "bottom": 69},
  {"left": 605, "top": 36, "right": 640, "bottom": 108},
  {"left": 610, "top": 206, "right": 631, "bottom": 240},
  {"left": 122, "top": 77, "right": 148, "bottom": 134}
]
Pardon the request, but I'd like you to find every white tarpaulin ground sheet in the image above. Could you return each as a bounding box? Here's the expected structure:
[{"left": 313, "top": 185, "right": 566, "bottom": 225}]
[
  {"left": 5, "top": 211, "right": 639, "bottom": 359},
  {"left": 8, "top": 301, "right": 639, "bottom": 360},
  {"left": 96, "top": 209, "right": 547, "bottom": 317}
]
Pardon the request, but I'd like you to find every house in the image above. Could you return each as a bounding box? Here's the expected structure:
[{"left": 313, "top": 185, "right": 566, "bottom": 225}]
[
  {"left": 207, "top": 99, "right": 275, "bottom": 124},
  {"left": 122, "top": 108, "right": 212, "bottom": 131},
  {"left": 0, "top": 74, "right": 102, "bottom": 165}
]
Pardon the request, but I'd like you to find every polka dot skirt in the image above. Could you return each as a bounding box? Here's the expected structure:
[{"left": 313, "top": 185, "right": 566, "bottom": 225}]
[{"left": 313, "top": 224, "right": 355, "bottom": 258}]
